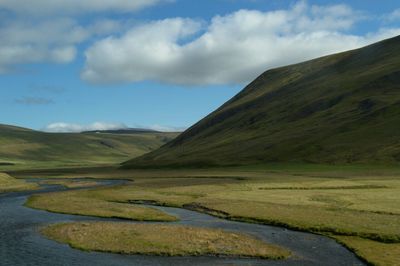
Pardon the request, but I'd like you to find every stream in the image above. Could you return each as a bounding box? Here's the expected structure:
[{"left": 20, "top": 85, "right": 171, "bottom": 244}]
[{"left": 0, "top": 179, "right": 366, "bottom": 266}]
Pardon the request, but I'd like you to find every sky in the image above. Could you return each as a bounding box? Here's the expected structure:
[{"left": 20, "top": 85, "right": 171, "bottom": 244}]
[{"left": 0, "top": 0, "right": 399, "bottom": 132}]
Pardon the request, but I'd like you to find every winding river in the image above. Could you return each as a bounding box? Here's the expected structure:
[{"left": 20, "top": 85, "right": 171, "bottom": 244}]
[{"left": 0, "top": 179, "right": 365, "bottom": 266}]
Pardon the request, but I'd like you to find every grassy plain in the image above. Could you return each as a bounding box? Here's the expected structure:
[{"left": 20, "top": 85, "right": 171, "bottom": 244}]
[
  {"left": 42, "top": 222, "right": 289, "bottom": 259},
  {"left": 19, "top": 163, "right": 400, "bottom": 264},
  {"left": 0, "top": 172, "right": 38, "bottom": 192},
  {"left": 26, "top": 189, "right": 177, "bottom": 222},
  {"left": 334, "top": 236, "right": 400, "bottom": 266}
]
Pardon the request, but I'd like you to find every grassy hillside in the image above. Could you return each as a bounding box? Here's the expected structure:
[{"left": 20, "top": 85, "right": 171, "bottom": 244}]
[
  {"left": 0, "top": 124, "right": 178, "bottom": 169},
  {"left": 124, "top": 35, "right": 400, "bottom": 168}
]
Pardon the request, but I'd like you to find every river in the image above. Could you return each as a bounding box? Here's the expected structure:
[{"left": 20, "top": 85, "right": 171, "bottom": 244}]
[{"left": 0, "top": 179, "right": 365, "bottom": 266}]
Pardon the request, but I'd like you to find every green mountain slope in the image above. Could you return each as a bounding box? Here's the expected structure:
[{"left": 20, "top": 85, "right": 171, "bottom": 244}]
[
  {"left": 124, "top": 35, "right": 400, "bottom": 168},
  {"left": 0, "top": 124, "right": 178, "bottom": 169}
]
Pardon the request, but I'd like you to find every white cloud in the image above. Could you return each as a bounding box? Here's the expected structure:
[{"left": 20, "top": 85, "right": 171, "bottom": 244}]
[
  {"left": 43, "top": 122, "right": 128, "bottom": 133},
  {"left": 82, "top": 1, "right": 400, "bottom": 86},
  {"left": 0, "top": 0, "right": 169, "bottom": 15},
  {"left": 87, "top": 19, "right": 123, "bottom": 36},
  {"left": 43, "top": 122, "right": 185, "bottom": 133},
  {"left": 0, "top": 0, "right": 169, "bottom": 73},
  {"left": 82, "top": 18, "right": 202, "bottom": 84},
  {"left": 386, "top": 9, "right": 400, "bottom": 21},
  {"left": 0, "top": 18, "right": 121, "bottom": 73},
  {"left": 50, "top": 46, "right": 77, "bottom": 63},
  {"left": 147, "top": 124, "right": 186, "bottom": 132}
]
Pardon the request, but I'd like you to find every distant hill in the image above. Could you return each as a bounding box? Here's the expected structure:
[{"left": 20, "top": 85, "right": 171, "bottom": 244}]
[
  {"left": 83, "top": 128, "right": 159, "bottom": 134},
  {"left": 124, "top": 35, "right": 400, "bottom": 168},
  {"left": 0, "top": 124, "right": 178, "bottom": 169}
]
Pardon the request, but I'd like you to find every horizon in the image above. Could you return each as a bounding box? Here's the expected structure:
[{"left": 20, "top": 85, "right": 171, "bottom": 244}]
[
  {"left": 0, "top": 122, "right": 184, "bottom": 133},
  {"left": 1, "top": 0, "right": 400, "bottom": 132}
]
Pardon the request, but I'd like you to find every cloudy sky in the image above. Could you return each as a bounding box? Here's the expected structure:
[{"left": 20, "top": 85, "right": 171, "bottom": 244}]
[{"left": 0, "top": 0, "right": 399, "bottom": 132}]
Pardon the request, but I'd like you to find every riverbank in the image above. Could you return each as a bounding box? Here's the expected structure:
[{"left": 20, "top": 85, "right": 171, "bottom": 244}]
[
  {"left": 0, "top": 172, "right": 38, "bottom": 193},
  {"left": 0, "top": 177, "right": 366, "bottom": 265},
  {"left": 42, "top": 222, "right": 289, "bottom": 259},
  {"left": 14, "top": 164, "right": 400, "bottom": 265}
]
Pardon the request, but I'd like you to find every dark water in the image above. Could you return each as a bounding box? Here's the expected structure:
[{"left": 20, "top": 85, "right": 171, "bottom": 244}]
[{"left": 0, "top": 180, "right": 366, "bottom": 266}]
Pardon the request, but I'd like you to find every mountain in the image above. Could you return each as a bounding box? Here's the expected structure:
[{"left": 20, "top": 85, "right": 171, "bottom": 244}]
[
  {"left": 123, "top": 35, "right": 400, "bottom": 168},
  {"left": 0, "top": 124, "right": 178, "bottom": 169},
  {"left": 82, "top": 128, "right": 161, "bottom": 134}
]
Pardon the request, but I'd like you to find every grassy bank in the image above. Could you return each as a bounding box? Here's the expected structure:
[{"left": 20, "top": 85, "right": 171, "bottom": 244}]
[
  {"left": 42, "top": 222, "right": 290, "bottom": 259},
  {"left": 23, "top": 164, "right": 400, "bottom": 264},
  {"left": 0, "top": 172, "right": 38, "bottom": 193},
  {"left": 95, "top": 177, "right": 400, "bottom": 240},
  {"left": 334, "top": 236, "right": 400, "bottom": 266},
  {"left": 38, "top": 179, "right": 100, "bottom": 189},
  {"left": 26, "top": 189, "right": 177, "bottom": 222}
]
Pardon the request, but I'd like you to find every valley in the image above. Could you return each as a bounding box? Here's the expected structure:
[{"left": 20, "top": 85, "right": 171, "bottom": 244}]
[{"left": 1, "top": 35, "right": 400, "bottom": 266}]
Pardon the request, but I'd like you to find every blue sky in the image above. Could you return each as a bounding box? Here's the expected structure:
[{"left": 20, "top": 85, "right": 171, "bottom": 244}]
[{"left": 0, "top": 0, "right": 399, "bottom": 132}]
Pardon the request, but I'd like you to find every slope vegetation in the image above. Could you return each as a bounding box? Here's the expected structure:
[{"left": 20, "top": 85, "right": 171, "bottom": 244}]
[
  {"left": 125, "top": 35, "right": 400, "bottom": 168},
  {"left": 0, "top": 124, "right": 178, "bottom": 169}
]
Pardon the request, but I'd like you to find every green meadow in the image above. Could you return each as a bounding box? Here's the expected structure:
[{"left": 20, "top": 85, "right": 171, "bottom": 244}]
[
  {"left": 0, "top": 172, "right": 38, "bottom": 192},
  {"left": 42, "top": 222, "right": 289, "bottom": 259},
  {"left": 17, "top": 163, "right": 400, "bottom": 265}
]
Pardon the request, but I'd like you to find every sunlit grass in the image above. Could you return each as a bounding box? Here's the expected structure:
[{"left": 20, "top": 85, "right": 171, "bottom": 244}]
[
  {"left": 334, "top": 236, "right": 400, "bottom": 266},
  {"left": 26, "top": 189, "right": 177, "bottom": 222},
  {"left": 42, "top": 222, "right": 290, "bottom": 259},
  {"left": 0, "top": 172, "right": 38, "bottom": 192},
  {"left": 22, "top": 164, "right": 400, "bottom": 264}
]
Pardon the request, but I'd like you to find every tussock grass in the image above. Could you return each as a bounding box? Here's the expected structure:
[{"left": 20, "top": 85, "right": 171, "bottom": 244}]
[
  {"left": 42, "top": 222, "right": 290, "bottom": 259},
  {"left": 30, "top": 172, "right": 400, "bottom": 242},
  {"left": 258, "top": 185, "right": 387, "bottom": 190},
  {"left": 334, "top": 236, "right": 400, "bottom": 266},
  {"left": 0, "top": 172, "right": 38, "bottom": 192},
  {"left": 39, "top": 179, "right": 100, "bottom": 189},
  {"left": 26, "top": 190, "right": 177, "bottom": 222},
  {"left": 197, "top": 200, "right": 400, "bottom": 243},
  {"left": 23, "top": 164, "right": 400, "bottom": 264}
]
